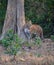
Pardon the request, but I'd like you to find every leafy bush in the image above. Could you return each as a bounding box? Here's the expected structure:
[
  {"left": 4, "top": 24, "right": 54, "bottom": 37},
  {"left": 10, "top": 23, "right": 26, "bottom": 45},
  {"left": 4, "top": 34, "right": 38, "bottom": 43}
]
[
  {"left": 50, "top": 35, "right": 54, "bottom": 41},
  {"left": 0, "top": 0, "right": 7, "bottom": 34},
  {"left": 33, "top": 35, "right": 42, "bottom": 46},
  {"left": 1, "top": 29, "right": 22, "bottom": 55}
]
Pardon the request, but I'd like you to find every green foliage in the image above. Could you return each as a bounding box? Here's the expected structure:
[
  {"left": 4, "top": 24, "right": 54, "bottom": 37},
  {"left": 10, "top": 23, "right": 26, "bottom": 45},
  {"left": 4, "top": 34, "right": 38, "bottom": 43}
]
[
  {"left": 0, "top": 0, "right": 7, "bottom": 34},
  {"left": 50, "top": 35, "right": 54, "bottom": 41},
  {"left": 31, "top": 34, "right": 42, "bottom": 46},
  {"left": 34, "top": 36, "right": 42, "bottom": 46},
  {"left": 1, "top": 29, "right": 22, "bottom": 55}
]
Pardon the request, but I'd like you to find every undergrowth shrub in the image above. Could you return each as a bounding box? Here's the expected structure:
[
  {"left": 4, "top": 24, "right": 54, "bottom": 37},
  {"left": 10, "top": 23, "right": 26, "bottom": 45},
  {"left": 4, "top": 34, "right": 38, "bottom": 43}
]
[
  {"left": 1, "top": 29, "right": 42, "bottom": 56},
  {"left": 1, "top": 29, "right": 22, "bottom": 55},
  {"left": 50, "top": 35, "right": 54, "bottom": 41},
  {"left": 33, "top": 35, "right": 42, "bottom": 46}
]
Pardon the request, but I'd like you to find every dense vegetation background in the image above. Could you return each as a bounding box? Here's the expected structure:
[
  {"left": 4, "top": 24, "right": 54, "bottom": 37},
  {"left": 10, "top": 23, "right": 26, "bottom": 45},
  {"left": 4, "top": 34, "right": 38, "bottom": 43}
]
[{"left": 0, "top": 0, "right": 54, "bottom": 37}]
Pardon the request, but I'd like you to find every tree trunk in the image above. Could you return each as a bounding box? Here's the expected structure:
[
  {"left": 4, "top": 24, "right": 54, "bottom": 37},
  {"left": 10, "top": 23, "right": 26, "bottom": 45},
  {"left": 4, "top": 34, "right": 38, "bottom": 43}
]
[
  {"left": 17, "top": 0, "right": 26, "bottom": 40},
  {"left": 0, "top": 0, "right": 27, "bottom": 41}
]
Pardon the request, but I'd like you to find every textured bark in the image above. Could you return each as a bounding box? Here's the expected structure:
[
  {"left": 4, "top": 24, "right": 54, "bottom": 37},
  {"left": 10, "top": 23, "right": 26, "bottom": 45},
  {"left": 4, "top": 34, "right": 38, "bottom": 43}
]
[
  {"left": 0, "top": 0, "right": 27, "bottom": 41},
  {"left": 17, "top": 0, "right": 26, "bottom": 40}
]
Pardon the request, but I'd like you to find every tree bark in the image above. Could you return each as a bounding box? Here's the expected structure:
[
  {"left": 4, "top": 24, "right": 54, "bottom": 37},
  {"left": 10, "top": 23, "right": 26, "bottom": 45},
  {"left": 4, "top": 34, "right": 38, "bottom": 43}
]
[
  {"left": 0, "top": 0, "right": 27, "bottom": 41},
  {"left": 17, "top": 0, "right": 26, "bottom": 40}
]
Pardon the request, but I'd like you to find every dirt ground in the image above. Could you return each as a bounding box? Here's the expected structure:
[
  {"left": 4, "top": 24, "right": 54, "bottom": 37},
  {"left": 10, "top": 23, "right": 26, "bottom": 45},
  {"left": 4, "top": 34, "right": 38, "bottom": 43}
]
[{"left": 0, "top": 39, "right": 54, "bottom": 65}]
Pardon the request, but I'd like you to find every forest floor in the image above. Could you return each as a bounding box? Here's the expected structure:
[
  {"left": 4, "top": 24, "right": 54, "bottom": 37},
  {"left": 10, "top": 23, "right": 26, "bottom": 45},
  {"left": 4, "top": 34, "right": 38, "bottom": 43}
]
[{"left": 0, "top": 38, "right": 54, "bottom": 65}]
